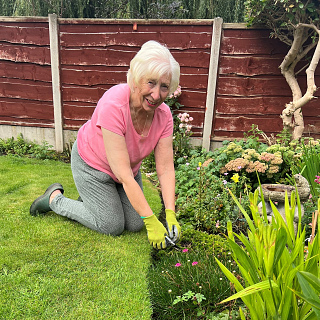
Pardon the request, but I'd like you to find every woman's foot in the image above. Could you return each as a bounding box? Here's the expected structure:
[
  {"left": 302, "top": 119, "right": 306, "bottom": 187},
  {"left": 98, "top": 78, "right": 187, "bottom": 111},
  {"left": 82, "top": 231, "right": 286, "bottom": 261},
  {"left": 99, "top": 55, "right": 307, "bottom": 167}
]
[{"left": 30, "top": 183, "right": 64, "bottom": 216}]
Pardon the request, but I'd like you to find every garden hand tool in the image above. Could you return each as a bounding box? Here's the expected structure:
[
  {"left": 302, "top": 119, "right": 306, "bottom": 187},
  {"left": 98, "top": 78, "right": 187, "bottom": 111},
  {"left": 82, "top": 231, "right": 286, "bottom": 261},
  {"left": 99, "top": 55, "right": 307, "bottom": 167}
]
[
  {"left": 165, "top": 236, "right": 182, "bottom": 251},
  {"left": 165, "top": 209, "right": 181, "bottom": 243},
  {"left": 143, "top": 214, "right": 167, "bottom": 249}
]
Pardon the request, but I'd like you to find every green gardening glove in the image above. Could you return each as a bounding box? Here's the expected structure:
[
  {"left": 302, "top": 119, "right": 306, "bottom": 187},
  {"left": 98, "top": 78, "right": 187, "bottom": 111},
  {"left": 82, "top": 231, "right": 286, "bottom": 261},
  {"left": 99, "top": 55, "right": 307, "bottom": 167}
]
[
  {"left": 143, "top": 214, "right": 168, "bottom": 249},
  {"left": 165, "top": 209, "right": 181, "bottom": 243}
]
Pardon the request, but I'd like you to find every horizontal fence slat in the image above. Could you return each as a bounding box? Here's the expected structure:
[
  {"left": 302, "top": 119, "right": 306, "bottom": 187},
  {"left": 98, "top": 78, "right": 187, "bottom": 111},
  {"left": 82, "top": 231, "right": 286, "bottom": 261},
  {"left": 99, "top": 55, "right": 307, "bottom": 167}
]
[
  {"left": 60, "top": 31, "right": 212, "bottom": 49},
  {"left": 0, "top": 119, "right": 54, "bottom": 127},
  {"left": 60, "top": 66, "right": 208, "bottom": 89},
  {"left": 221, "top": 36, "right": 288, "bottom": 56},
  {"left": 60, "top": 47, "right": 210, "bottom": 68},
  {"left": 216, "top": 96, "right": 289, "bottom": 115},
  {"left": 216, "top": 96, "right": 320, "bottom": 116},
  {"left": 217, "top": 76, "right": 292, "bottom": 96},
  {"left": 219, "top": 56, "right": 283, "bottom": 76},
  {"left": 0, "top": 98, "right": 53, "bottom": 121},
  {"left": 0, "top": 61, "right": 52, "bottom": 82},
  {"left": 214, "top": 115, "right": 284, "bottom": 135},
  {"left": 0, "top": 80, "right": 53, "bottom": 101},
  {"left": 0, "top": 42, "right": 51, "bottom": 64},
  {"left": 0, "top": 24, "right": 49, "bottom": 45}
]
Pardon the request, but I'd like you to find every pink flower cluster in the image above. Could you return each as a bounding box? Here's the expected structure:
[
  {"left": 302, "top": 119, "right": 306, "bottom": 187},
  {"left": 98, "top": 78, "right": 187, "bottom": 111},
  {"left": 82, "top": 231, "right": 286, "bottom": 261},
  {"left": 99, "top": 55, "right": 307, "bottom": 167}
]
[
  {"left": 221, "top": 151, "right": 283, "bottom": 177},
  {"left": 259, "top": 152, "right": 283, "bottom": 165},
  {"left": 246, "top": 161, "right": 268, "bottom": 173},
  {"left": 315, "top": 175, "right": 320, "bottom": 184},
  {"left": 174, "top": 249, "right": 198, "bottom": 267},
  {"left": 175, "top": 261, "right": 198, "bottom": 267},
  {"left": 178, "top": 112, "right": 193, "bottom": 132},
  {"left": 168, "top": 85, "right": 182, "bottom": 99},
  {"left": 224, "top": 158, "right": 249, "bottom": 172}
]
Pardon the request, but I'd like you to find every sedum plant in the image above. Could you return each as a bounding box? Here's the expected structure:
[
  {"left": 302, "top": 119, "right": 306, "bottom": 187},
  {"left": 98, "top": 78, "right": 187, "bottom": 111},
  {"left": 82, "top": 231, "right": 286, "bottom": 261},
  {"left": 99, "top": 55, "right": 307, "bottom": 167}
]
[{"left": 216, "top": 184, "right": 320, "bottom": 319}]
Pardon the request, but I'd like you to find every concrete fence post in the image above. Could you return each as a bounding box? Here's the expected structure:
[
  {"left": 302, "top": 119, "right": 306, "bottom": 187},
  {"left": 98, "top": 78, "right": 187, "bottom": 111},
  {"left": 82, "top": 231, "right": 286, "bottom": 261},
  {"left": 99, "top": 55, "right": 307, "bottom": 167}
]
[
  {"left": 202, "top": 17, "right": 223, "bottom": 151},
  {"left": 49, "top": 13, "right": 64, "bottom": 152}
]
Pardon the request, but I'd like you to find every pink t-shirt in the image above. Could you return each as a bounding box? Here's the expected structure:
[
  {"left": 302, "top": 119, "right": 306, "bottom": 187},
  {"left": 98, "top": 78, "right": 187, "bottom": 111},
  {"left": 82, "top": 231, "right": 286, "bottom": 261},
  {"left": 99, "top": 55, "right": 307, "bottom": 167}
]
[{"left": 77, "top": 83, "right": 173, "bottom": 183}]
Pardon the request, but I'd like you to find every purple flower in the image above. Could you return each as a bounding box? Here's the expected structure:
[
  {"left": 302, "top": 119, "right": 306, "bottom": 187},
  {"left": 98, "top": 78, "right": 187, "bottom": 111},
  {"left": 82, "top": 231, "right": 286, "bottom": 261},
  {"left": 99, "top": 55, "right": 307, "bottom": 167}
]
[{"left": 223, "top": 180, "right": 227, "bottom": 185}]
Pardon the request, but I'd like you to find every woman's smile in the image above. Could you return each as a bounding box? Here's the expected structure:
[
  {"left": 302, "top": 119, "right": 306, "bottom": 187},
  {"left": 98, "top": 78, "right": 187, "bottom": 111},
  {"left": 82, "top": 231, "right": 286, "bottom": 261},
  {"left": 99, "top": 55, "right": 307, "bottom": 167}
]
[{"left": 131, "top": 74, "right": 171, "bottom": 111}]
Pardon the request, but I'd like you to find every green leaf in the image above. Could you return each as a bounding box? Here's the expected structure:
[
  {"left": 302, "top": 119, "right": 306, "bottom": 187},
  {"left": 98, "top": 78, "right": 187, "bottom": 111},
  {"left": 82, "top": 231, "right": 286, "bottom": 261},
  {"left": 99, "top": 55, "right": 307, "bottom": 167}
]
[
  {"left": 299, "top": 271, "right": 320, "bottom": 293},
  {"left": 269, "top": 200, "right": 285, "bottom": 227},
  {"left": 295, "top": 272, "right": 320, "bottom": 318},
  {"left": 227, "top": 239, "right": 260, "bottom": 283},
  {"left": 215, "top": 258, "right": 266, "bottom": 320},
  {"left": 239, "top": 307, "right": 246, "bottom": 320},
  {"left": 215, "top": 258, "right": 245, "bottom": 293},
  {"left": 236, "top": 232, "right": 259, "bottom": 269},
  {"left": 291, "top": 288, "right": 320, "bottom": 312},
  {"left": 227, "top": 220, "right": 234, "bottom": 242},
  {"left": 228, "top": 189, "right": 255, "bottom": 233},
  {"left": 273, "top": 227, "right": 287, "bottom": 266},
  {"left": 280, "top": 288, "right": 294, "bottom": 320},
  {"left": 257, "top": 174, "right": 268, "bottom": 222},
  {"left": 220, "top": 280, "right": 278, "bottom": 303},
  {"left": 284, "top": 192, "right": 295, "bottom": 241},
  {"left": 302, "top": 310, "right": 318, "bottom": 320}
]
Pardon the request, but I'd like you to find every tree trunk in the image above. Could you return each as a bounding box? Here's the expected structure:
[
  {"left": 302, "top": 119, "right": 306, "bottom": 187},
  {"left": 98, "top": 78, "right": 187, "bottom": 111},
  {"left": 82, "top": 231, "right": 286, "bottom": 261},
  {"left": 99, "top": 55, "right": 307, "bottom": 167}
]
[{"left": 280, "top": 24, "right": 320, "bottom": 140}]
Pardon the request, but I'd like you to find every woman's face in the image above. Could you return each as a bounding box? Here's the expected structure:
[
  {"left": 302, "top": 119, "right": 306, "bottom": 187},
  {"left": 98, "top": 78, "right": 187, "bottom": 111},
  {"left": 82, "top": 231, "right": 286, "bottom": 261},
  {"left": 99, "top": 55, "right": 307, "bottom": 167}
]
[{"left": 132, "top": 74, "right": 171, "bottom": 112}]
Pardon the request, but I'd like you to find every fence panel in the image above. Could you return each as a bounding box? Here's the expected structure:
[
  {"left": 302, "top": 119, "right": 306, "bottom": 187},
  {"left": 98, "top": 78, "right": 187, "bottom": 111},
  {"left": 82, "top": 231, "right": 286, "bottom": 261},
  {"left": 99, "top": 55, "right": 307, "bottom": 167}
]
[{"left": 0, "top": 17, "right": 320, "bottom": 147}]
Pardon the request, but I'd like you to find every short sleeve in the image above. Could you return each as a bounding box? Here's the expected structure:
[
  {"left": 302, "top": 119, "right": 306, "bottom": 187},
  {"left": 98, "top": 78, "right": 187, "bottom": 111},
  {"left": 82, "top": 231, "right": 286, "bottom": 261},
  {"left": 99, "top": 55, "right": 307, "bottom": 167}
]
[
  {"left": 159, "top": 104, "right": 174, "bottom": 138},
  {"left": 95, "top": 88, "right": 129, "bottom": 136}
]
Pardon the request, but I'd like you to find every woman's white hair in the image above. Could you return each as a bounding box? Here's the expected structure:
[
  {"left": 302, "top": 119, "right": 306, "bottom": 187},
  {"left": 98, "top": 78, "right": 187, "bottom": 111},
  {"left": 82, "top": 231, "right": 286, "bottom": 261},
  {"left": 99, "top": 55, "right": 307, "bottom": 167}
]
[{"left": 127, "top": 40, "right": 180, "bottom": 95}]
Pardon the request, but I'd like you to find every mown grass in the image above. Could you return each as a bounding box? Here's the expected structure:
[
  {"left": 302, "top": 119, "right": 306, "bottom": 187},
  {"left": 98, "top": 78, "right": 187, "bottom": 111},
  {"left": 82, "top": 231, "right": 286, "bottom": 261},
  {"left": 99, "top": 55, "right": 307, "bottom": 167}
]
[{"left": 0, "top": 155, "right": 162, "bottom": 319}]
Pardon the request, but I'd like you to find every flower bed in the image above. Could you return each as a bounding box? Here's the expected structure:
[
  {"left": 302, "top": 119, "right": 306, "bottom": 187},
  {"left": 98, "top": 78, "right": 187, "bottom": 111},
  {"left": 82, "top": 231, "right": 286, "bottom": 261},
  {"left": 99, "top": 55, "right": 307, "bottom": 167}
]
[{"left": 143, "top": 92, "right": 320, "bottom": 319}]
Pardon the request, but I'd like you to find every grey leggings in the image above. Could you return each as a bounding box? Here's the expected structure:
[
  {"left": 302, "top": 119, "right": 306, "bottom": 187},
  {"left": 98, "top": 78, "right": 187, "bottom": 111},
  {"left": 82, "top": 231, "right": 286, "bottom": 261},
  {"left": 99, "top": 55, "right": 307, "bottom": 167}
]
[{"left": 49, "top": 141, "right": 144, "bottom": 235}]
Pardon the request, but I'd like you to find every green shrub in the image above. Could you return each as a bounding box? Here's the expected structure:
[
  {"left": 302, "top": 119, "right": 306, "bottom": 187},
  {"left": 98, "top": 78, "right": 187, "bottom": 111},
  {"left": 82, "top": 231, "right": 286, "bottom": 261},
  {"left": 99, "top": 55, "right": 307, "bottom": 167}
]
[
  {"left": 0, "top": 134, "right": 55, "bottom": 159},
  {"left": 175, "top": 148, "right": 250, "bottom": 234},
  {"left": 0, "top": 133, "right": 73, "bottom": 162},
  {"left": 180, "top": 229, "right": 231, "bottom": 253}
]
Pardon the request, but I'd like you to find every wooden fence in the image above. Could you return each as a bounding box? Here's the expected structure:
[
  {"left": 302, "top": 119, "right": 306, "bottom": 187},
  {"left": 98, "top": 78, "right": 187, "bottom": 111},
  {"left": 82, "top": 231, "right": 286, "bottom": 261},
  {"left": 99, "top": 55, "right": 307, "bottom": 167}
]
[{"left": 0, "top": 15, "right": 319, "bottom": 151}]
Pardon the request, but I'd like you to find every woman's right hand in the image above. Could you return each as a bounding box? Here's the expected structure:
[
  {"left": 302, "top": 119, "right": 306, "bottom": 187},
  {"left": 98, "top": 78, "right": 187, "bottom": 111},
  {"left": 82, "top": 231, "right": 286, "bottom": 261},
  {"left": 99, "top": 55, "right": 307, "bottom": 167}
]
[{"left": 142, "top": 214, "right": 167, "bottom": 249}]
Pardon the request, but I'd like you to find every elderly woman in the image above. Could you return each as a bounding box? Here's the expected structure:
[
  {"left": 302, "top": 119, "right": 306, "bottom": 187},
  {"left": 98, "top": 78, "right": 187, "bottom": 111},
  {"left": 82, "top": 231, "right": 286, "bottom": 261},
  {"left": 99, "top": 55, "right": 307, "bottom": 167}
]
[{"left": 30, "top": 40, "right": 181, "bottom": 249}]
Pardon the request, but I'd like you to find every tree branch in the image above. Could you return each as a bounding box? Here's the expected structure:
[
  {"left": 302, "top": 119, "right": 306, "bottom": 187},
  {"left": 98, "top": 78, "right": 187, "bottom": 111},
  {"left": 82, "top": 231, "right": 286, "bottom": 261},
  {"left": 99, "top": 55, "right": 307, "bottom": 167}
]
[{"left": 281, "top": 23, "right": 320, "bottom": 139}]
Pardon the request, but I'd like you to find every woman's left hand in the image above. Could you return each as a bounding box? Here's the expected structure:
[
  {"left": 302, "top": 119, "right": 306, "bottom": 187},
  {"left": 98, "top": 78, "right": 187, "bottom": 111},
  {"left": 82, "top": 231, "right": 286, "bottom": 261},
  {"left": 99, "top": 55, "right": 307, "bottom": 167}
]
[{"left": 165, "top": 209, "right": 181, "bottom": 243}]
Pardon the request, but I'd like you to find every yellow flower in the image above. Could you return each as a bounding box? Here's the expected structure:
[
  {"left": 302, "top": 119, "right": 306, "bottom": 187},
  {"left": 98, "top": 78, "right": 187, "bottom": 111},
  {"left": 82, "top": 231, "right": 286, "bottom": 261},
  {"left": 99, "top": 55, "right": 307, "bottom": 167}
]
[
  {"left": 198, "top": 162, "right": 202, "bottom": 167},
  {"left": 231, "top": 173, "right": 239, "bottom": 183}
]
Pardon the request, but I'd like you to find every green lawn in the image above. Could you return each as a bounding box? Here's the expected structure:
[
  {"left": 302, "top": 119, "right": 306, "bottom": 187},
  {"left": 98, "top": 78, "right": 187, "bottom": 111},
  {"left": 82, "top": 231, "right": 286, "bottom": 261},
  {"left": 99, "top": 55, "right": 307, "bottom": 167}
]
[{"left": 0, "top": 155, "right": 161, "bottom": 319}]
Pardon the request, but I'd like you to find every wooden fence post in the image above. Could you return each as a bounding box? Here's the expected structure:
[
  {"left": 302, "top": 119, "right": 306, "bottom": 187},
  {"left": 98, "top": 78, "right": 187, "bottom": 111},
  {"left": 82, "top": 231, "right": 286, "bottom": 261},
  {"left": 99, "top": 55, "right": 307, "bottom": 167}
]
[
  {"left": 202, "top": 17, "right": 223, "bottom": 151},
  {"left": 49, "top": 13, "right": 64, "bottom": 152}
]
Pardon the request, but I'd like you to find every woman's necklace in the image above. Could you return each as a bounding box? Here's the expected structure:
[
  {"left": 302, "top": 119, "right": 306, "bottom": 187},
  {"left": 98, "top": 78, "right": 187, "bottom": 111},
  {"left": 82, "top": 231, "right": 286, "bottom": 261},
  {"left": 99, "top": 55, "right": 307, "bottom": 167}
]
[{"left": 132, "top": 108, "right": 149, "bottom": 137}]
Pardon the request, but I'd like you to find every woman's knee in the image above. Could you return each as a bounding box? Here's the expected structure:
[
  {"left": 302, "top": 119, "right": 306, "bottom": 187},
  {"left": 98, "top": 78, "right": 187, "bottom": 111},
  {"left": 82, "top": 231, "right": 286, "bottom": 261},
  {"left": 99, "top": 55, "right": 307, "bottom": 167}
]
[
  {"left": 97, "top": 220, "right": 125, "bottom": 236},
  {"left": 125, "top": 218, "right": 144, "bottom": 233}
]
